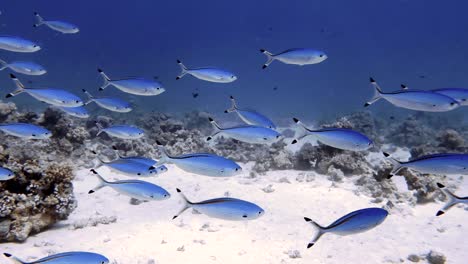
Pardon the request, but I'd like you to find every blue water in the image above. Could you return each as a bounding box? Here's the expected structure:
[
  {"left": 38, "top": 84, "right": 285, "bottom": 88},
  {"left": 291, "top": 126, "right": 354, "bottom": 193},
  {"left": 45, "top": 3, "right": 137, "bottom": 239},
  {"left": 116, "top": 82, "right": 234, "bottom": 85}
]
[{"left": 1, "top": 0, "right": 468, "bottom": 121}]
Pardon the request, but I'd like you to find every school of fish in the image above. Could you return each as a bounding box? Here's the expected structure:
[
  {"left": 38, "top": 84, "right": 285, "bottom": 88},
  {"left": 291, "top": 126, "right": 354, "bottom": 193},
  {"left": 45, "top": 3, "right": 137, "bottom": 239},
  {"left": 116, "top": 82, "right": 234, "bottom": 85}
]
[{"left": 0, "top": 10, "right": 466, "bottom": 264}]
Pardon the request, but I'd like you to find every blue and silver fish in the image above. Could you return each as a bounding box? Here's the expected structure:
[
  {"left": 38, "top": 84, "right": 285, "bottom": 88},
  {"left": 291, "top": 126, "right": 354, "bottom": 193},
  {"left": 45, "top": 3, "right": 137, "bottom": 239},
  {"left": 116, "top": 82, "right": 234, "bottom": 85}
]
[
  {"left": 224, "top": 96, "right": 276, "bottom": 129},
  {"left": 0, "top": 123, "right": 51, "bottom": 139},
  {"left": 304, "top": 207, "right": 388, "bottom": 248},
  {"left": 7, "top": 74, "right": 84, "bottom": 107},
  {"left": 291, "top": 118, "right": 372, "bottom": 151},
  {"left": 83, "top": 89, "right": 132, "bottom": 113},
  {"left": 112, "top": 146, "right": 168, "bottom": 174},
  {"left": 155, "top": 141, "right": 241, "bottom": 177},
  {"left": 95, "top": 122, "right": 144, "bottom": 139},
  {"left": 95, "top": 155, "right": 158, "bottom": 177},
  {"left": 430, "top": 88, "right": 468, "bottom": 106},
  {"left": 0, "top": 167, "right": 14, "bottom": 181},
  {"left": 365, "top": 78, "right": 459, "bottom": 112},
  {"left": 0, "top": 36, "right": 40, "bottom": 53},
  {"left": 383, "top": 152, "right": 468, "bottom": 178},
  {"left": 436, "top": 182, "right": 468, "bottom": 216},
  {"left": 33, "top": 12, "right": 79, "bottom": 34},
  {"left": 176, "top": 60, "right": 237, "bottom": 83},
  {"left": 173, "top": 188, "right": 264, "bottom": 221},
  {"left": 3, "top": 251, "right": 109, "bottom": 264},
  {"left": 207, "top": 117, "right": 280, "bottom": 144},
  {"left": 260, "top": 48, "right": 327, "bottom": 69},
  {"left": 56, "top": 106, "right": 89, "bottom": 118},
  {"left": 97, "top": 68, "right": 165, "bottom": 96},
  {"left": 88, "top": 169, "right": 170, "bottom": 201},
  {"left": 0, "top": 59, "right": 46, "bottom": 75}
]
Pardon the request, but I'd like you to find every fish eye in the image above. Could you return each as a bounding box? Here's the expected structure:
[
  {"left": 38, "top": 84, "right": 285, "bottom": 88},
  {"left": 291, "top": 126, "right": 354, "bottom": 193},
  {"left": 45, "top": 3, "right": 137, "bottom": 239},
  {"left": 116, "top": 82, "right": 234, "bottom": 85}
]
[
  {"left": 76, "top": 100, "right": 80, "bottom": 103},
  {"left": 462, "top": 99, "right": 467, "bottom": 101},
  {"left": 263, "top": 137, "right": 268, "bottom": 140},
  {"left": 33, "top": 45, "right": 37, "bottom": 47},
  {"left": 319, "top": 54, "right": 323, "bottom": 57},
  {"left": 432, "top": 104, "right": 436, "bottom": 107},
  {"left": 164, "top": 194, "right": 168, "bottom": 197},
  {"left": 137, "top": 173, "right": 141, "bottom": 175},
  {"left": 156, "top": 87, "right": 160, "bottom": 90},
  {"left": 32, "top": 134, "right": 36, "bottom": 137},
  {"left": 235, "top": 168, "right": 239, "bottom": 171},
  {"left": 276, "top": 135, "right": 280, "bottom": 138},
  {"left": 450, "top": 102, "right": 456, "bottom": 106},
  {"left": 242, "top": 214, "right": 248, "bottom": 218},
  {"left": 258, "top": 211, "right": 262, "bottom": 215}
]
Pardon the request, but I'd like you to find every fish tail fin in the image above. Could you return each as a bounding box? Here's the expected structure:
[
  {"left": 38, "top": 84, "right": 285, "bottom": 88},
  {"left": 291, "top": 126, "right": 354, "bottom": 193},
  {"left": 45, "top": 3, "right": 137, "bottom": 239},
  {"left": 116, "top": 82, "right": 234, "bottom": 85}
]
[
  {"left": 436, "top": 183, "right": 461, "bottom": 216},
  {"left": 95, "top": 121, "right": 104, "bottom": 136},
  {"left": 207, "top": 117, "right": 222, "bottom": 141},
  {"left": 97, "top": 68, "right": 111, "bottom": 91},
  {"left": 364, "top": 77, "right": 383, "bottom": 107},
  {"left": 88, "top": 169, "right": 108, "bottom": 194},
  {"left": 82, "top": 89, "right": 94, "bottom": 104},
  {"left": 33, "top": 12, "right": 45, "bottom": 27},
  {"left": 260, "top": 49, "right": 275, "bottom": 69},
  {"left": 173, "top": 188, "right": 192, "bottom": 219},
  {"left": 6, "top": 74, "right": 25, "bottom": 98},
  {"left": 155, "top": 140, "right": 171, "bottom": 165},
  {"left": 304, "top": 217, "right": 326, "bottom": 248},
  {"left": 291, "top": 117, "right": 311, "bottom": 144},
  {"left": 224, "top": 95, "right": 238, "bottom": 113},
  {"left": 176, "top": 59, "right": 188, "bottom": 80},
  {"left": 0, "top": 59, "right": 7, "bottom": 71},
  {"left": 382, "top": 152, "right": 404, "bottom": 179},
  {"left": 3, "top": 253, "right": 25, "bottom": 264}
]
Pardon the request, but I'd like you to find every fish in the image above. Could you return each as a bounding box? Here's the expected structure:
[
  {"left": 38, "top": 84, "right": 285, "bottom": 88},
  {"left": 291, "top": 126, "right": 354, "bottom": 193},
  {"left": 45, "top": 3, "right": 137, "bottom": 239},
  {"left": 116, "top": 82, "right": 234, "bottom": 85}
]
[
  {"left": 173, "top": 188, "right": 264, "bottom": 220},
  {"left": 0, "top": 36, "right": 40, "bottom": 53},
  {"left": 176, "top": 60, "right": 237, "bottom": 83},
  {"left": 0, "top": 167, "right": 14, "bottom": 181},
  {"left": 304, "top": 207, "right": 388, "bottom": 248},
  {"left": 291, "top": 118, "right": 372, "bottom": 151},
  {"left": 33, "top": 12, "right": 79, "bottom": 34},
  {"left": 383, "top": 152, "right": 468, "bottom": 179},
  {"left": 94, "top": 154, "right": 159, "bottom": 177},
  {"left": 7, "top": 74, "right": 84, "bottom": 107},
  {"left": 260, "top": 48, "right": 327, "bottom": 69},
  {"left": 0, "top": 59, "right": 46, "bottom": 75},
  {"left": 3, "top": 251, "right": 109, "bottom": 264},
  {"left": 56, "top": 106, "right": 89, "bottom": 118},
  {"left": 112, "top": 146, "right": 168, "bottom": 174},
  {"left": 0, "top": 123, "right": 51, "bottom": 139},
  {"left": 95, "top": 122, "right": 144, "bottom": 139},
  {"left": 88, "top": 169, "right": 170, "bottom": 201},
  {"left": 436, "top": 182, "right": 468, "bottom": 216},
  {"left": 224, "top": 96, "right": 276, "bottom": 129},
  {"left": 207, "top": 117, "right": 280, "bottom": 144},
  {"left": 155, "top": 141, "right": 242, "bottom": 177},
  {"left": 430, "top": 88, "right": 468, "bottom": 106},
  {"left": 97, "top": 68, "right": 165, "bottom": 96},
  {"left": 365, "top": 78, "right": 459, "bottom": 112},
  {"left": 82, "top": 89, "right": 132, "bottom": 112}
]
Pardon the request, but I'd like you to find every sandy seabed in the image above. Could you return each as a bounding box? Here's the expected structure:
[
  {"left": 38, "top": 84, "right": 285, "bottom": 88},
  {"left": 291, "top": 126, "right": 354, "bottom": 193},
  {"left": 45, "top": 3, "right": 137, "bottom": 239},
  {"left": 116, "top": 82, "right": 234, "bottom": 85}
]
[{"left": 2, "top": 159, "right": 467, "bottom": 264}]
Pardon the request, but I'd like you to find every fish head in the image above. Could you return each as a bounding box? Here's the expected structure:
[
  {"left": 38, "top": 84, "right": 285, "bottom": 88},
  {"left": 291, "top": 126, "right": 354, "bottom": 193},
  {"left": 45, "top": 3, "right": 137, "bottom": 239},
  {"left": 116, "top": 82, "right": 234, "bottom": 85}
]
[
  {"left": 448, "top": 100, "right": 460, "bottom": 110},
  {"left": 36, "top": 67, "right": 47, "bottom": 75},
  {"left": 95, "top": 256, "right": 110, "bottom": 264},
  {"left": 220, "top": 164, "right": 242, "bottom": 176},
  {"left": 242, "top": 206, "right": 265, "bottom": 220},
  {"left": 229, "top": 74, "right": 238, "bottom": 81},
  {"left": 29, "top": 44, "right": 41, "bottom": 52},
  {"left": 157, "top": 165, "right": 168, "bottom": 174},
  {"left": 147, "top": 189, "right": 171, "bottom": 200},
  {"left": 71, "top": 27, "right": 80, "bottom": 33},
  {"left": 34, "top": 130, "right": 52, "bottom": 139},
  {"left": 315, "top": 52, "right": 328, "bottom": 63}
]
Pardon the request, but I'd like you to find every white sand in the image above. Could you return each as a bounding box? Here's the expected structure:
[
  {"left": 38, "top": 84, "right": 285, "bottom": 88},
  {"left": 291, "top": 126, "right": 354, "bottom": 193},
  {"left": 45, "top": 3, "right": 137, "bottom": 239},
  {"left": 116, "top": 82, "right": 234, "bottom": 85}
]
[{"left": 2, "top": 162, "right": 467, "bottom": 264}]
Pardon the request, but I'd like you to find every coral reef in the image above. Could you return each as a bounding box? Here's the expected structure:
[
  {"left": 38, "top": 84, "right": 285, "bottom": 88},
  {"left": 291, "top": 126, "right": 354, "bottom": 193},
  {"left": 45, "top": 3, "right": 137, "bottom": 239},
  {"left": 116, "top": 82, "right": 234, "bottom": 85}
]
[{"left": 0, "top": 162, "right": 76, "bottom": 242}]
